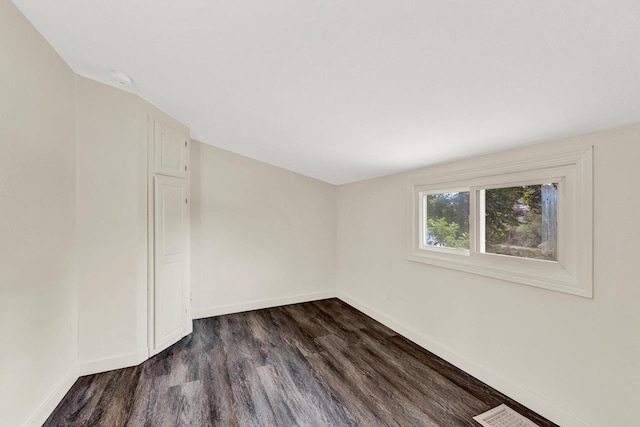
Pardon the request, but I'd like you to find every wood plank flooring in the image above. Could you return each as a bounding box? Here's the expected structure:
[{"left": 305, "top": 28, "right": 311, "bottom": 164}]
[{"left": 44, "top": 298, "right": 556, "bottom": 426}]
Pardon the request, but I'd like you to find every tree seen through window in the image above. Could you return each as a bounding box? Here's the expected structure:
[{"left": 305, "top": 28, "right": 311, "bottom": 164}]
[{"left": 425, "top": 184, "right": 557, "bottom": 260}]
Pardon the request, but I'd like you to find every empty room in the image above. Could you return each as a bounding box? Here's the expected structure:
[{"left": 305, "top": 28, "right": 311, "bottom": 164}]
[{"left": 1, "top": 0, "right": 639, "bottom": 426}]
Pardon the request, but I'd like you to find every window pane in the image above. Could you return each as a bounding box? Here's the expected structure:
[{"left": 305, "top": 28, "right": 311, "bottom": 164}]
[
  {"left": 483, "top": 184, "right": 557, "bottom": 261},
  {"left": 424, "top": 192, "right": 470, "bottom": 249}
]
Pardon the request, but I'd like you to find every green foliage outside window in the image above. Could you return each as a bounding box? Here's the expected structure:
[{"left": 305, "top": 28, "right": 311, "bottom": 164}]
[
  {"left": 426, "top": 217, "right": 469, "bottom": 249},
  {"left": 425, "top": 192, "right": 470, "bottom": 249},
  {"left": 425, "top": 185, "right": 557, "bottom": 260}
]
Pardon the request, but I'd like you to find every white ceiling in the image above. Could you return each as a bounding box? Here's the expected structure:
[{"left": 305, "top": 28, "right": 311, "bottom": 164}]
[{"left": 12, "top": 0, "right": 640, "bottom": 184}]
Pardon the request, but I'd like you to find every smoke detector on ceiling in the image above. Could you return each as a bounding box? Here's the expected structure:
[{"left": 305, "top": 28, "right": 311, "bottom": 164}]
[{"left": 111, "top": 70, "right": 132, "bottom": 85}]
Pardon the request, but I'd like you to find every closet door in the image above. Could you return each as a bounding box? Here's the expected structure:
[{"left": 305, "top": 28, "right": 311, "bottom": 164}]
[
  {"left": 152, "top": 175, "right": 189, "bottom": 354},
  {"left": 154, "top": 121, "right": 187, "bottom": 178}
]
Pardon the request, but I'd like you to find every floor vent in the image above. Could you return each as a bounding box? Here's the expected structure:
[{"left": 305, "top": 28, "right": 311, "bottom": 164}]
[{"left": 473, "top": 404, "right": 540, "bottom": 427}]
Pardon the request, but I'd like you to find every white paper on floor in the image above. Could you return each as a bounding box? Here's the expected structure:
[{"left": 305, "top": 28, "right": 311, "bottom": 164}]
[{"left": 473, "top": 404, "right": 540, "bottom": 427}]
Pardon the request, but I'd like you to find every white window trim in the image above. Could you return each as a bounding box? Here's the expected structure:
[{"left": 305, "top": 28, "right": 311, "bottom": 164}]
[{"left": 407, "top": 147, "right": 593, "bottom": 298}]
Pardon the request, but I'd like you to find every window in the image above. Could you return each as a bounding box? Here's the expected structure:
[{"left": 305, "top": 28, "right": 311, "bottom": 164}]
[
  {"left": 423, "top": 190, "right": 470, "bottom": 252},
  {"left": 479, "top": 183, "right": 558, "bottom": 261},
  {"left": 408, "top": 147, "right": 593, "bottom": 298}
]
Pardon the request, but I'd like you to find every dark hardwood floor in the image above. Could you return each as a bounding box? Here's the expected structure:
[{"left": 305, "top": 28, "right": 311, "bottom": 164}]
[{"left": 44, "top": 298, "right": 556, "bottom": 426}]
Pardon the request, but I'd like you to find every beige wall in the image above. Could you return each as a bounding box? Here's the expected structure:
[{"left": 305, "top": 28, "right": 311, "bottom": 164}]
[
  {"left": 336, "top": 123, "right": 640, "bottom": 427},
  {"left": 190, "top": 142, "right": 337, "bottom": 317},
  {"left": 0, "top": 1, "right": 78, "bottom": 426},
  {"left": 76, "top": 77, "right": 147, "bottom": 371},
  {"left": 76, "top": 77, "right": 190, "bottom": 373}
]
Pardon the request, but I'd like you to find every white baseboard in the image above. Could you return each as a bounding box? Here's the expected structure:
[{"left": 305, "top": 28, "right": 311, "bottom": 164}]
[
  {"left": 79, "top": 347, "right": 149, "bottom": 376},
  {"left": 192, "top": 290, "right": 336, "bottom": 319},
  {"left": 336, "top": 290, "right": 592, "bottom": 427},
  {"left": 25, "top": 365, "right": 79, "bottom": 427}
]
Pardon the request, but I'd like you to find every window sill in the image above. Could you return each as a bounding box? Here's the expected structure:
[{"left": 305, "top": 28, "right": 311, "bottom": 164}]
[{"left": 408, "top": 249, "right": 591, "bottom": 298}]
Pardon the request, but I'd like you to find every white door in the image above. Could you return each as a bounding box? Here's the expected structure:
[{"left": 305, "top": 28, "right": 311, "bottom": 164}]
[
  {"left": 154, "top": 121, "right": 187, "bottom": 178},
  {"left": 152, "top": 175, "right": 189, "bottom": 354}
]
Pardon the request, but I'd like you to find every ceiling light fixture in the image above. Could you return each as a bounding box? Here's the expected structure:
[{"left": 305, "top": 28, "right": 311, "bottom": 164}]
[{"left": 111, "top": 70, "right": 132, "bottom": 85}]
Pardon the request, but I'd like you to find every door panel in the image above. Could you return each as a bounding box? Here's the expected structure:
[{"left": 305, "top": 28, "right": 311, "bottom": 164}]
[
  {"left": 160, "top": 183, "right": 184, "bottom": 256},
  {"left": 155, "top": 260, "right": 183, "bottom": 347},
  {"left": 153, "top": 175, "right": 188, "bottom": 354},
  {"left": 154, "top": 121, "right": 187, "bottom": 178}
]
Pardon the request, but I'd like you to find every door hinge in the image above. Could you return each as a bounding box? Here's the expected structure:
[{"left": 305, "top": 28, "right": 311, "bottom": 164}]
[
  {"left": 184, "top": 140, "right": 187, "bottom": 147},
  {"left": 185, "top": 165, "right": 187, "bottom": 171},
  {"left": 185, "top": 198, "right": 188, "bottom": 204}
]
